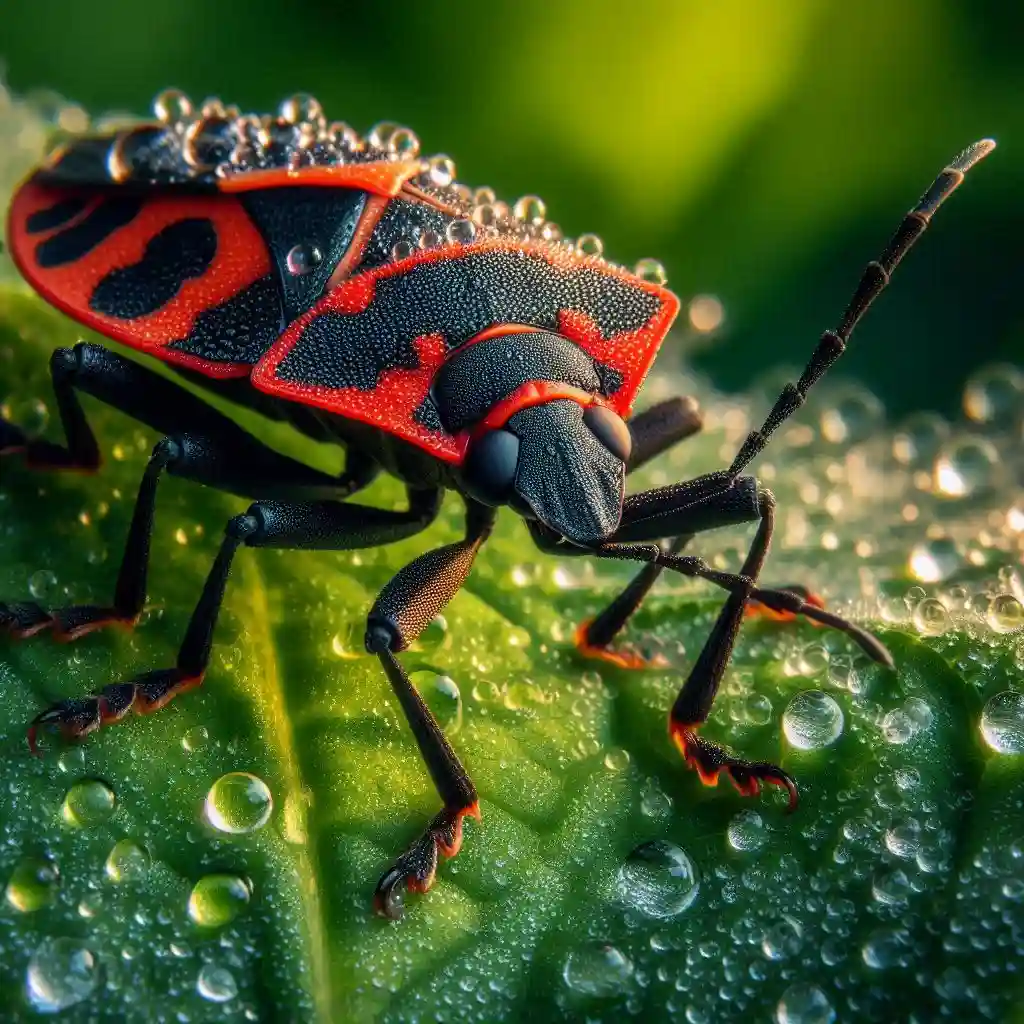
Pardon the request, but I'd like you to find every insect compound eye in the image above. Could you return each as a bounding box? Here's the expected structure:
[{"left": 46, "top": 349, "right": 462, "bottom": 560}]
[
  {"left": 583, "top": 405, "right": 632, "bottom": 464},
  {"left": 461, "top": 428, "right": 521, "bottom": 507}
]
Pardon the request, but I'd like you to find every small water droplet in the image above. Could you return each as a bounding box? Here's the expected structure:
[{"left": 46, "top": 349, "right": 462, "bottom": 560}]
[
  {"left": 28, "top": 568, "right": 58, "bottom": 600},
  {"left": 762, "top": 917, "right": 802, "bottom": 960},
  {"left": 881, "top": 709, "right": 915, "bottom": 745},
  {"left": 5, "top": 855, "right": 60, "bottom": 912},
  {"left": 25, "top": 937, "right": 98, "bottom": 1012},
  {"left": 56, "top": 747, "right": 86, "bottom": 774},
  {"left": 616, "top": 840, "right": 699, "bottom": 918},
  {"left": 633, "top": 258, "right": 667, "bottom": 285},
  {"left": 782, "top": 691, "right": 843, "bottom": 749},
  {"left": 562, "top": 944, "right": 633, "bottom": 997},
  {"left": 391, "top": 239, "right": 415, "bottom": 262},
  {"left": 884, "top": 819, "right": 922, "bottom": 859},
  {"left": 182, "top": 725, "right": 209, "bottom": 753},
  {"left": 819, "top": 388, "right": 883, "bottom": 445},
  {"left": 742, "top": 692, "right": 773, "bottom": 725},
  {"left": 197, "top": 963, "right": 238, "bottom": 1003},
  {"left": 62, "top": 779, "right": 116, "bottom": 827},
  {"left": 412, "top": 614, "right": 448, "bottom": 652},
  {"left": 285, "top": 242, "right": 323, "bottom": 276},
  {"left": 775, "top": 982, "right": 835, "bottom": 1024},
  {"left": 963, "top": 363, "right": 1023, "bottom": 424},
  {"left": 411, "top": 670, "right": 462, "bottom": 736},
  {"left": 892, "top": 412, "right": 949, "bottom": 466},
  {"left": 980, "top": 691, "right": 1024, "bottom": 754},
  {"left": 105, "top": 839, "right": 149, "bottom": 882},
  {"left": 426, "top": 155, "right": 456, "bottom": 188},
  {"left": 187, "top": 873, "right": 251, "bottom": 928},
  {"left": 603, "top": 748, "right": 630, "bottom": 772},
  {"left": 639, "top": 778, "right": 672, "bottom": 819},
  {"left": 204, "top": 772, "right": 273, "bottom": 833},
  {"left": 872, "top": 867, "right": 912, "bottom": 906},
  {"left": 445, "top": 218, "right": 477, "bottom": 245},
  {"left": 934, "top": 438, "right": 998, "bottom": 497},
  {"left": 575, "top": 233, "right": 604, "bottom": 257},
  {"left": 727, "top": 810, "right": 766, "bottom": 853},
  {"left": 154, "top": 88, "right": 193, "bottom": 124},
  {"left": 912, "top": 597, "right": 951, "bottom": 635},
  {"left": 895, "top": 767, "right": 920, "bottom": 791},
  {"left": 513, "top": 195, "right": 546, "bottom": 224},
  {"left": 862, "top": 928, "right": 904, "bottom": 969},
  {"left": 987, "top": 594, "right": 1024, "bottom": 634},
  {"left": 908, "top": 537, "right": 961, "bottom": 583}
]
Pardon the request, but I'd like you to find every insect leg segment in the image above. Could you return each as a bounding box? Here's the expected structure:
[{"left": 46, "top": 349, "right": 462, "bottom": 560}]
[
  {"left": 365, "top": 500, "right": 495, "bottom": 919},
  {"left": 26, "top": 488, "right": 442, "bottom": 753}
]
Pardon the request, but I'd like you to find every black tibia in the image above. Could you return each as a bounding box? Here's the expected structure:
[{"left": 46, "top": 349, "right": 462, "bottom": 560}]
[
  {"left": 365, "top": 500, "right": 494, "bottom": 919},
  {"left": 626, "top": 396, "right": 703, "bottom": 472},
  {"left": 2, "top": 341, "right": 376, "bottom": 641},
  {"left": 26, "top": 486, "right": 442, "bottom": 753},
  {"left": 729, "top": 139, "right": 995, "bottom": 477}
]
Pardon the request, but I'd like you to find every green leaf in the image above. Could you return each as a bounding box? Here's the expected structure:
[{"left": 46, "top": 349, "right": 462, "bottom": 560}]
[{"left": 1, "top": 289, "right": 1022, "bottom": 1023}]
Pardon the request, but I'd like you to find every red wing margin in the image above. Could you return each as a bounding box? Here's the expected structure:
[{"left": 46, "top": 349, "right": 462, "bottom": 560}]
[{"left": 252, "top": 239, "right": 679, "bottom": 463}]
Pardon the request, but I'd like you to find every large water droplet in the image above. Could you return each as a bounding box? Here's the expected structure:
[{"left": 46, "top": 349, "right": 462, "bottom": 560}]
[
  {"left": 912, "top": 597, "right": 951, "bottom": 635},
  {"left": 205, "top": 772, "right": 273, "bottom": 833},
  {"left": 5, "top": 855, "right": 60, "bottom": 912},
  {"left": 61, "top": 779, "right": 116, "bottom": 827},
  {"left": 412, "top": 670, "right": 462, "bottom": 736},
  {"left": 782, "top": 691, "right": 843, "bottom": 749},
  {"left": 562, "top": 944, "right": 633, "bottom": 997},
  {"left": 980, "top": 691, "right": 1024, "bottom": 754},
  {"left": 188, "top": 873, "right": 251, "bottom": 928},
  {"left": 616, "top": 840, "right": 699, "bottom": 918},
  {"left": 25, "top": 937, "right": 98, "bottom": 1012},
  {"left": 285, "top": 242, "right": 322, "bottom": 276},
  {"left": 727, "top": 809, "right": 766, "bottom": 853},
  {"left": 776, "top": 983, "right": 835, "bottom": 1024},
  {"left": 197, "top": 963, "right": 238, "bottom": 1003},
  {"left": 105, "top": 839, "right": 149, "bottom": 883}
]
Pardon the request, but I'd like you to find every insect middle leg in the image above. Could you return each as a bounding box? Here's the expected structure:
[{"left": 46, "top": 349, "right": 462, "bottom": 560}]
[{"left": 0, "top": 342, "right": 378, "bottom": 640}]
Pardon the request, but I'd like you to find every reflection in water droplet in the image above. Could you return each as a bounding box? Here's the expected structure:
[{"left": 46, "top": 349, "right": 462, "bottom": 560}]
[
  {"left": 616, "top": 840, "right": 699, "bottom": 918},
  {"left": 205, "top": 772, "right": 273, "bottom": 833},
  {"left": 987, "top": 594, "right": 1024, "bottom": 634},
  {"left": 105, "top": 839, "right": 149, "bottom": 882},
  {"left": 727, "top": 810, "right": 766, "bottom": 853},
  {"left": 412, "top": 671, "right": 463, "bottom": 736},
  {"left": 783, "top": 691, "right": 843, "bottom": 749},
  {"left": 197, "top": 963, "right": 238, "bottom": 1003},
  {"left": 5, "top": 855, "right": 60, "bottom": 912},
  {"left": 62, "top": 779, "right": 116, "bottom": 827},
  {"left": 980, "top": 691, "right": 1024, "bottom": 754},
  {"left": 188, "top": 873, "right": 251, "bottom": 928},
  {"left": 25, "top": 937, "right": 98, "bottom": 1012},
  {"left": 562, "top": 944, "right": 633, "bottom": 997},
  {"left": 776, "top": 983, "right": 835, "bottom": 1024},
  {"left": 912, "top": 598, "right": 950, "bottom": 635},
  {"left": 285, "top": 243, "right": 323, "bottom": 276}
]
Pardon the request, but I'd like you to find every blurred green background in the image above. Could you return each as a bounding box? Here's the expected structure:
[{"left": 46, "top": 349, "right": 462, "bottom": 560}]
[{"left": 3, "top": 0, "right": 1021, "bottom": 418}]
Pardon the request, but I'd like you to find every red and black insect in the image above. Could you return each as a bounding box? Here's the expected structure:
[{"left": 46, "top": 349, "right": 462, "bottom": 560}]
[{"left": 0, "top": 90, "right": 994, "bottom": 918}]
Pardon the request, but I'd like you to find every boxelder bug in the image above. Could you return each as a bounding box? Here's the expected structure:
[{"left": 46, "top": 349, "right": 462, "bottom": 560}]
[{"left": 0, "top": 89, "right": 994, "bottom": 917}]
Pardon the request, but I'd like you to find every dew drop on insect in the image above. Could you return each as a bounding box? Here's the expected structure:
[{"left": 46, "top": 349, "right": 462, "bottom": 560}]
[
  {"left": 603, "top": 747, "right": 630, "bottom": 771},
  {"left": 575, "top": 233, "right": 604, "bottom": 258},
  {"left": 762, "top": 917, "right": 802, "bottom": 960},
  {"left": 182, "top": 725, "right": 209, "bottom": 753},
  {"left": 427, "top": 155, "right": 456, "bottom": 188},
  {"left": 987, "top": 594, "right": 1024, "bottom": 634},
  {"left": 980, "top": 691, "right": 1024, "bottom": 754},
  {"left": 962, "top": 362, "right": 1023, "bottom": 424},
  {"left": 630, "top": 257, "right": 666, "bottom": 285},
  {"left": 445, "top": 218, "right": 476, "bottom": 245},
  {"left": 188, "top": 873, "right": 251, "bottom": 928},
  {"left": 775, "top": 983, "right": 835, "bottom": 1024},
  {"left": 5, "top": 855, "right": 60, "bottom": 912},
  {"left": 513, "top": 195, "right": 546, "bottom": 224},
  {"left": 417, "top": 228, "right": 441, "bottom": 250},
  {"left": 197, "top": 963, "right": 238, "bottom": 1003},
  {"left": 891, "top": 411, "right": 948, "bottom": 466},
  {"left": 28, "top": 568, "right": 58, "bottom": 601},
  {"left": 934, "top": 437, "right": 998, "bottom": 497},
  {"left": 907, "top": 537, "right": 961, "bottom": 583},
  {"left": 285, "top": 242, "right": 322, "bottom": 276},
  {"left": 782, "top": 691, "right": 843, "bottom": 749},
  {"left": 562, "top": 944, "right": 633, "bottom": 997},
  {"left": 391, "top": 239, "right": 415, "bottom": 262},
  {"left": 727, "top": 809, "right": 766, "bottom": 853},
  {"left": 105, "top": 839, "right": 149, "bottom": 883},
  {"left": 204, "top": 772, "right": 273, "bottom": 834},
  {"left": 62, "top": 779, "right": 116, "bottom": 827},
  {"left": 616, "top": 840, "right": 699, "bottom": 919},
  {"left": 411, "top": 670, "right": 462, "bottom": 736},
  {"left": 688, "top": 294, "right": 725, "bottom": 332},
  {"left": 153, "top": 88, "right": 193, "bottom": 125},
  {"left": 25, "top": 938, "right": 98, "bottom": 1013},
  {"left": 912, "top": 597, "right": 951, "bottom": 635},
  {"left": 279, "top": 92, "right": 323, "bottom": 127}
]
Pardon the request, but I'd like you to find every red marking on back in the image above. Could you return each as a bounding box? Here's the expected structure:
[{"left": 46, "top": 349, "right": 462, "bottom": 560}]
[{"left": 216, "top": 160, "right": 421, "bottom": 197}]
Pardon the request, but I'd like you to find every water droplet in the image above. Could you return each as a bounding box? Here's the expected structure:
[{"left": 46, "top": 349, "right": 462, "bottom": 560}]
[
  {"left": 885, "top": 819, "right": 922, "bottom": 859},
  {"left": 285, "top": 242, "right": 323, "bottom": 276},
  {"left": 204, "top": 772, "right": 273, "bottom": 833},
  {"left": 862, "top": 928, "right": 904, "bottom": 969},
  {"left": 819, "top": 387, "right": 883, "bottom": 444},
  {"left": 417, "top": 228, "right": 441, "bottom": 250},
  {"left": 388, "top": 126, "right": 420, "bottom": 159},
  {"left": 62, "top": 779, "right": 116, "bottom": 827},
  {"left": 105, "top": 839, "right": 148, "bottom": 883},
  {"left": 25, "top": 937, "right": 98, "bottom": 1012},
  {"left": 411, "top": 670, "right": 462, "bottom": 736},
  {"left": 980, "top": 691, "right": 1024, "bottom": 754},
  {"left": 562, "top": 944, "right": 633, "bottom": 997},
  {"left": 197, "top": 963, "right": 238, "bottom": 1003},
  {"left": 762, "top": 917, "right": 802, "bottom": 960},
  {"left": 934, "top": 438, "right": 998, "bottom": 497},
  {"left": 56, "top": 747, "right": 86, "bottom": 774},
  {"left": 881, "top": 709, "right": 915, "bottom": 745},
  {"left": 742, "top": 692, "right": 773, "bottom": 725},
  {"left": 28, "top": 568, "right": 58, "bottom": 600},
  {"left": 727, "top": 810, "right": 766, "bottom": 852},
  {"left": 182, "top": 725, "right": 209, "bottom": 753},
  {"left": 776, "top": 983, "right": 835, "bottom": 1024},
  {"left": 413, "top": 614, "right": 448, "bottom": 652},
  {"left": 445, "top": 218, "right": 476, "bottom": 245},
  {"left": 279, "top": 92, "right": 324, "bottom": 126},
  {"left": 892, "top": 412, "right": 948, "bottom": 466},
  {"left": 154, "top": 88, "right": 193, "bottom": 124},
  {"left": 513, "top": 195, "right": 546, "bottom": 224},
  {"left": 908, "top": 537, "right": 961, "bottom": 583},
  {"left": 782, "top": 691, "right": 843, "bottom": 749},
  {"left": 616, "top": 840, "right": 699, "bottom": 918},
  {"left": 963, "top": 363, "right": 1023, "bottom": 425},
  {"left": 872, "top": 867, "right": 912, "bottom": 906},
  {"left": 187, "top": 873, "right": 251, "bottom": 928},
  {"left": 895, "top": 767, "right": 920, "bottom": 791},
  {"left": 5, "top": 855, "right": 60, "bottom": 912},
  {"left": 912, "top": 597, "right": 951, "bottom": 635},
  {"left": 391, "top": 239, "right": 415, "bottom": 262},
  {"left": 575, "top": 233, "right": 604, "bottom": 257},
  {"left": 634, "top": 258, "right": 667, "bottom": 285},
  {"left": 987, "top": 594, "right": 1024, "bottom": 634},
  {"left": 639, "top": 778, "right": 672, "bottom": 819},
  {"left": 426, "top": 155, "right": 456, "bottom": 188},
  {"left": 688, "top": 294, "right": 724, "bottom": 332},
  {"left": 603, "top": 748, "right": 630, "bottom": 771}
]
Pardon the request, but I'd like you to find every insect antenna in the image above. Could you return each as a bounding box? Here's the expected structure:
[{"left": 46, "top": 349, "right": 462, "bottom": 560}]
[{"left": 728, "top": 138, "right": 996, "bottom": 477}]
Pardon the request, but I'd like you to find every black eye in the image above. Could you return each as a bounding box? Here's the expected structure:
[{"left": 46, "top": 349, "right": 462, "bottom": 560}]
[
  {"left": 461, "top": 428, "right": 520, "bottom": 506},
  {"left": 583, "top": 405, "right": 632, "bottom": 463}
]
